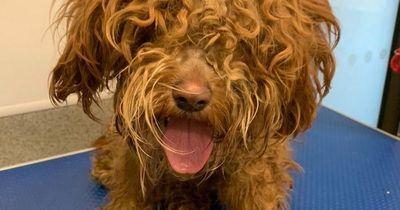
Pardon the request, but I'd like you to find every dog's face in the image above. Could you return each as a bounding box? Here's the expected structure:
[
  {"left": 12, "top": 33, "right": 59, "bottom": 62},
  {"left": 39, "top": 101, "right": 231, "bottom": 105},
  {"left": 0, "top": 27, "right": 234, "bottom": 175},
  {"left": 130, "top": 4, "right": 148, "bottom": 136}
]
[{"left": 50, "top": 0, "right": 339, "bottom": 179}]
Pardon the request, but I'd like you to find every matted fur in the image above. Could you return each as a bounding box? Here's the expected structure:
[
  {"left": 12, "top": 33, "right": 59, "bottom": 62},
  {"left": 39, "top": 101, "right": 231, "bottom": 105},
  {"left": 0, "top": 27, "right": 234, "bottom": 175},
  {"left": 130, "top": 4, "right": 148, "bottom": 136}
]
[{"left": 50, "top": 0, "right": 340, "bottom": 209}]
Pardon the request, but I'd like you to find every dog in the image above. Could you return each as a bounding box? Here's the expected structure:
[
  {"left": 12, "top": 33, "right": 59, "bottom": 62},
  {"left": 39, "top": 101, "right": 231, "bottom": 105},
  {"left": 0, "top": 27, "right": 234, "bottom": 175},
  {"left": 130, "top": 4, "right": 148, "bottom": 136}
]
[{"left": 49, "top": 0, "right": 339, "bottom": 209}]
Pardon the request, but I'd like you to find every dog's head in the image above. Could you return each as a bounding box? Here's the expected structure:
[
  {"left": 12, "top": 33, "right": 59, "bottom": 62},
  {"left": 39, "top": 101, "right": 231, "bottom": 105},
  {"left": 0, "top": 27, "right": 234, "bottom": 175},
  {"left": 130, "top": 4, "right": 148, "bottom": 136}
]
[{"left": 50, "top": 0, "right": 339, "bottom": 180}]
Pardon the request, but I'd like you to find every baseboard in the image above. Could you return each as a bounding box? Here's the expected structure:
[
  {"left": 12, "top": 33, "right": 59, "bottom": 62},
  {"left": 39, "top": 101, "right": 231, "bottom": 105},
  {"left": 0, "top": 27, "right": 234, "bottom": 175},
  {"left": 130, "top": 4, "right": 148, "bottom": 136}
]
[
  {"left": 0, "top": 96, "right": 80, "bottom": 118},
  {"left": 0, "top": 93, "right": 113, "bottom": 118}
]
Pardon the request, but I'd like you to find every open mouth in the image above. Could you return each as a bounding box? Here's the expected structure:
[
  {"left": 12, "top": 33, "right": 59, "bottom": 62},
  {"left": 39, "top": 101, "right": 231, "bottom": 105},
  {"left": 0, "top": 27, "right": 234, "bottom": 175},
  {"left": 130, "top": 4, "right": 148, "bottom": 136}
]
[{"left": 162, "top": 117, "right": 214, "bottom": 175}]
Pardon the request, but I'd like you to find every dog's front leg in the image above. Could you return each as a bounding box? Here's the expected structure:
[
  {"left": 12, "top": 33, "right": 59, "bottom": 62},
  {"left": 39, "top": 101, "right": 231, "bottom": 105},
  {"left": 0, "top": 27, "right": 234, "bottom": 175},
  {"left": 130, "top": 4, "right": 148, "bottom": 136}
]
[
  {"left": 94, "top": 136, "right": 154, "bottom": 210},
  {"left": 104, "top": 191, "right": 150, "bottom": 210},
  {"left": 101, "top": 164, "right": 155, "bottom": 210},
  {"left": 218, "top": 143, "right": 295, "bottom": 210}
]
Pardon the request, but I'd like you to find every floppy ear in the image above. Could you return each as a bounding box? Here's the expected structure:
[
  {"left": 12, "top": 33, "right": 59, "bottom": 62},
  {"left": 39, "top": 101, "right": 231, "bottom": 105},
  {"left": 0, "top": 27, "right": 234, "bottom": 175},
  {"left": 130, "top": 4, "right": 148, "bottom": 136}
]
[
  {"left": 256, "top": 0, "right": 340, "bottom": 138},
  {"left": 281, "top": 0, "right": 340, "bottom": 136},
  {"left": 286, "top": 0, "right": 340, "bottom": 137},
  {"left": 49, "top": 0, "right": 164, "bottom": 119},
  {"left": 49, "top": 0, "right": 136, "bottom": 119},
  {"left": 50, "top": 0, "right": 112, "bottom": 119}
]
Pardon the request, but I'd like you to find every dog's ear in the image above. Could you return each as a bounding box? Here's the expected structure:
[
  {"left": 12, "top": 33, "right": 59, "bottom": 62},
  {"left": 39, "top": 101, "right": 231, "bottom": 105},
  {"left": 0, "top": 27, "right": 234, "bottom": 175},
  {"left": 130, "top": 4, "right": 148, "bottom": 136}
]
[
  {"left": 49, "top": 0, "right": 115, "bottom": 119},
  {"left": 256, "top": 0, "right": 340, "bottom": 138},
  {"left": 281, "top": 0, "right": 340, "bottom": 136},
  {"left": 50, "top": 0, "right": 158, "bottom": 119},
  {"left": 49, "top": 0, "right": 162, "bottom": 119}
]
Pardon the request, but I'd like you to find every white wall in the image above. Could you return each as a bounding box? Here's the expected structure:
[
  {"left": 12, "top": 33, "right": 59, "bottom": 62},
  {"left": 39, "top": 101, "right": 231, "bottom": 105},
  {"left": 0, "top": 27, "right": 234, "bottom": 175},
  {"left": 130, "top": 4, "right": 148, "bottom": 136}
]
[
  {"left": 0, "top": 0, "right": 60, "bottom": 116},
  {"left": 323, "top": 0, "right": 400, "bottom": 127},
  {"left": 0, "top": 1, "right": 113, "bottom": 117}
]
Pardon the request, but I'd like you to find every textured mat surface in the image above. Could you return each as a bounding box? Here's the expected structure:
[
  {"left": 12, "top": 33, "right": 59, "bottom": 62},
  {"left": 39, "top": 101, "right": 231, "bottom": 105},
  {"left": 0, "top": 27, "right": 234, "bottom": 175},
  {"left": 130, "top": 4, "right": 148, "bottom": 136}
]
[
  {"left": 0, "top": 152, "right": 107, "bottom": 210},
  {"left": 290, "top": 107, "right": 400, "bottom": 210},
  {"left": 1, "top": 107, "right": 400, "bottom": 210}
]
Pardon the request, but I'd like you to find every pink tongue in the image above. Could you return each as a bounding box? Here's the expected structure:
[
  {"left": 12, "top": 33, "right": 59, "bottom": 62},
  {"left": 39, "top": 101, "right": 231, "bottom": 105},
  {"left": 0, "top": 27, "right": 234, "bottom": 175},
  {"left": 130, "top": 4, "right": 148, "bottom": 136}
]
[{"left": 163, "top": 118, "right": 213, "bottom": 174}]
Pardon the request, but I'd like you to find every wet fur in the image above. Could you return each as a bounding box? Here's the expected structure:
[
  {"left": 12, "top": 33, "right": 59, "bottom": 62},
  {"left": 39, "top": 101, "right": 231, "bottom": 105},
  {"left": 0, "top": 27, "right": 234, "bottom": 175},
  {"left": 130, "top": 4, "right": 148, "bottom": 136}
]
[{"left": 49, "top": 0, "right": 339, "bottom": 209}]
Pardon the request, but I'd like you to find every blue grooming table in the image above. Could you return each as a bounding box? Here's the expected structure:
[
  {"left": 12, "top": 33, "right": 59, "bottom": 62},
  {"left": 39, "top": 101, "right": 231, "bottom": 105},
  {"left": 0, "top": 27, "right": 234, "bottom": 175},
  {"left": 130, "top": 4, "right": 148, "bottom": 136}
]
[{"left": 1, "top": 107, "right": 400, "bottom": 210}]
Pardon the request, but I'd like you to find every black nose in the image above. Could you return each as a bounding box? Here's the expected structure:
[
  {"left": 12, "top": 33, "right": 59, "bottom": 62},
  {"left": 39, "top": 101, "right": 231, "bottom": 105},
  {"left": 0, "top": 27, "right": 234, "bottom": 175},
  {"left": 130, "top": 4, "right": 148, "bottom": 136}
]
[
  {"left": 172, "top": 87, "right": 211, "bottom": 112},
  {"left": 172, "top": 79, "right": 212, "bottom": 112},
  {"left": 173, "top": 95, "right": 209, "bottom": 112}
]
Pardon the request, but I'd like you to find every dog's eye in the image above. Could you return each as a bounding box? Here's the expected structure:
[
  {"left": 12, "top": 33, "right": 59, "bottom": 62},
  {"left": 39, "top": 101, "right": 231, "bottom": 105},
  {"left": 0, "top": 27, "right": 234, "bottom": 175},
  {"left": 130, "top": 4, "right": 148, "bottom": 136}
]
[{"left": 156, "top": 1, "right": 168, "bottom": 9}]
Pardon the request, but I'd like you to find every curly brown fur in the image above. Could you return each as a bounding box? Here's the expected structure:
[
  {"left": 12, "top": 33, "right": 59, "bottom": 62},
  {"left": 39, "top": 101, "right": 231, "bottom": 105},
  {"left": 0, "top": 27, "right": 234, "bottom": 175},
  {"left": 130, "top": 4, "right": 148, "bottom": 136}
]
[{"left": 50, "top": 0, "right": 340, "bottom": 209}]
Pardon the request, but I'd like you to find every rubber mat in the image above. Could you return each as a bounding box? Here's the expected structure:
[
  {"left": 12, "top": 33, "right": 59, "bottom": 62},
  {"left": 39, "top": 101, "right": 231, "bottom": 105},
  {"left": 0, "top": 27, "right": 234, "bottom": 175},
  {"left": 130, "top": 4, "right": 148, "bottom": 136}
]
[
  {"left": 0, "top": 107, "right": 399, "bottom": 210},
  {"left": 290, "top": 107, "right": 400, "bottom": 210},
  {"left": 0, "top": 152, "right": 107, "bottom": 210}
]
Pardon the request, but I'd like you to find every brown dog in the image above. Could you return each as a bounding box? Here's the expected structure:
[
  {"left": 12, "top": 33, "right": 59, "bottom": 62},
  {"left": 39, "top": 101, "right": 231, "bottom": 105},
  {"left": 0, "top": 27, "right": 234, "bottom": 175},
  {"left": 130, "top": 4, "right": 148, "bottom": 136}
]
[{"left": 49, "top": 0, "right": 339, "bottom": 209}]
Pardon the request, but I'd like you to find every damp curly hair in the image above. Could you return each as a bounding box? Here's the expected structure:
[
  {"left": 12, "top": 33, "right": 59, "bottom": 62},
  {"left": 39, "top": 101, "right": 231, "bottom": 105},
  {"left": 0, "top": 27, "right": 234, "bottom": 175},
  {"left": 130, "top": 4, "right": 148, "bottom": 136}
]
[{"left": 50, "top": 0, "right": 340, "bottom": 209}]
